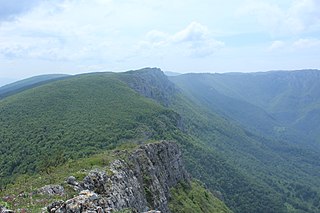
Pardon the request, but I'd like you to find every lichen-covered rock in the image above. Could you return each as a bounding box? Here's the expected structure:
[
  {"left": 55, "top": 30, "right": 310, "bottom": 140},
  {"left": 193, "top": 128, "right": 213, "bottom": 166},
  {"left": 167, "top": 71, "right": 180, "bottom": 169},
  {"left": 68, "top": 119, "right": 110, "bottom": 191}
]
[
  {"left": 48, "top": 141, "right": 189, "bottom": 213},
  {"left": 66, "top": 176, "right": 82, "bottom": 192},
  {"left": 48, "top": 191, "right": 110, "bottom": 213},
  {"left": 47, "top": 201, "right": 65, "bottom": 212},
  {"left": 37, "top": 185, "right": 65, "bottom": 196},
  {"left": 66, "top": 176, "right": 77, "bottom": 186}
]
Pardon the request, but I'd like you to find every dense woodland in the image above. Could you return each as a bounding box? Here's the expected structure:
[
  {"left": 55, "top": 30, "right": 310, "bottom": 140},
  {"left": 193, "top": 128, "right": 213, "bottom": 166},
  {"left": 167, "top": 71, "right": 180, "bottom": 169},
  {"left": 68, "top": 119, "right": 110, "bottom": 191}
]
[{"left": 1, "top": 68, "right": 320, "bottom": 212}]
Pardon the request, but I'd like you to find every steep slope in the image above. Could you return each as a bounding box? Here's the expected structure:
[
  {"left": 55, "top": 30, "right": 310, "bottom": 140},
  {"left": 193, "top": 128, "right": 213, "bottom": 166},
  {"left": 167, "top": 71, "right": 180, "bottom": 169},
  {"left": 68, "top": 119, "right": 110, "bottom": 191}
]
[
  {"left": 46, "top": 141, "right": 190, "bottom": 213},
  {"left": 170, "top": 70, "right": 320, "bottom": 146},
  {"left": 169, "top": 73, "right": 278, "bottom": 135},
  {"left": 120, "top": 68, "right": 320, "bottom": 213},
  {"left": 0, "top": 69, "right": 284, "bottom": 213},
  {"left": 1, "top": 69, "right": 320, "bottom": 213},
  {"left": 1, "top": 141, "right": 231, "bottom": 213},
  {"left": 0, "top": 73, "right": 181, "bottom": 186},
  {"left": 118, "top": 68, "right": 178, "bottom": 106},
  {"left": 0, "top": 70, "right": 274, "bottom": 213}
]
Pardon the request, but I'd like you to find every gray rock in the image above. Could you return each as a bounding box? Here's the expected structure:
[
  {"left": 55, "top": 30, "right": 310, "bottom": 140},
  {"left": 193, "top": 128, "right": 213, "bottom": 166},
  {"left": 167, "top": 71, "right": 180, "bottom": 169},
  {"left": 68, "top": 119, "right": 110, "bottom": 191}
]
[
  {"left": 66, "top": 176, "right": 78, "bottom": 186},
  {"left": 48, "top": 141, "right": 189, "bottom": 213},
  {"left": 37, "top": 185, "right": 65, "bottom": 196},
  {"left": 121, "top": 68, "right": 178, "bottom": 107},
  {"left": 66, "top": 176, "right": 83, "bottom": 192},
  {"left": 47, "top": 201, "right": 65, "bottom": 212},
  {"left": 48, "top": 190, "right": 107, "bottom": 212}
]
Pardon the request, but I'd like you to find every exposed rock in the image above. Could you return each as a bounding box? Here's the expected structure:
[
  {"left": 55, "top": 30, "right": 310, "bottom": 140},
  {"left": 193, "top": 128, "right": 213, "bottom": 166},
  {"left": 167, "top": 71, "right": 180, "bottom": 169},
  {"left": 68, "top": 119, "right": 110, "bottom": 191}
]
[
  {"left": 66, "top": 176, "right": 82, "bottom": 192},
  {"left": 47, "top": 191, "right": 109, "bottom": 213},
  {"left": 37, "top": 185, "right": 65, "bottom": 196},
  {"left": 47, "top": 201, "right": 65, "bottom": 212},
  {"left": 0, "top": 206, "right": 14, "bottom": 213},
  {"left": 48, "top": 141, "right": 189, "bottom": 213},
  {"left": 66, "top": 176, "right": 77, "bottom": 186},
  {"left": 126, "top": 141, "right": 189, "bottom": 212},
  {"left": 119, "top": 68, "right": 178, "bottom": 107}
]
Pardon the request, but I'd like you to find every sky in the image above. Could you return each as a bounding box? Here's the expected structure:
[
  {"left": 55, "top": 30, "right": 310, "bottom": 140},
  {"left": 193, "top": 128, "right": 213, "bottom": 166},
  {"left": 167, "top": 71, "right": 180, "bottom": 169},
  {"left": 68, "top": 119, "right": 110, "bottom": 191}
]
[{"left": 0, "top": 0, "right": 319, "bottom": 83}]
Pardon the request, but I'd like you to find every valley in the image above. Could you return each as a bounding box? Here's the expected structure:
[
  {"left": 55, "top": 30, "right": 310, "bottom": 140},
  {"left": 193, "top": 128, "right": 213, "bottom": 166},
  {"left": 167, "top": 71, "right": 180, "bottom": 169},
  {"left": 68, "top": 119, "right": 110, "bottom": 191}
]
[{"left": 0, "top": 68, "right": 320, "bottom": 213}]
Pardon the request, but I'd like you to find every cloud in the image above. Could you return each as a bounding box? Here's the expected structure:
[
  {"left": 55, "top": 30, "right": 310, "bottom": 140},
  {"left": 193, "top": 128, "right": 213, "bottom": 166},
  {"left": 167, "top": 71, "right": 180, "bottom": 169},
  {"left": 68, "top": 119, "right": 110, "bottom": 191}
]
[
  {"left": 145, "top": 30, "right": 169, "bottom": 46},
  {"left": 142, "top": 22, "right": 224, "bottom": 58},
  {"left": 0, "top": 0, "right": 187, "bottom": 63},
  {"left": 171, "top": 22, "right": 209, "bottom": 43},
  {"left": 238, "top": 0, "right": 320, "bottom": 36},
  {"left": 0, "top": 0, "right": 318, "bottom": 78},
  {"left": 0, "top": 0, "right": 122, "bottom": 62},
  {"left": 268, "top": 38, "right": 320, "bottom": 52},
  {"left": 292, "top": 38, "right": 320, "bottom": 49},
  {"left": 268, "top": 40, "right": 286, "bottom": 51},
  {"left": 0, "top": 0, "right": 45, "bottom": 21}
]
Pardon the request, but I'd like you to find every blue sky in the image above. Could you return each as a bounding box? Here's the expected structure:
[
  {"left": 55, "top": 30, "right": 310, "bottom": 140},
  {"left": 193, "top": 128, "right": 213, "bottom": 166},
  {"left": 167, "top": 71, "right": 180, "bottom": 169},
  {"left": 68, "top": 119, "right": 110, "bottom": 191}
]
[{"left": 0, "top": 0, "right": 319, "bottom": 82}]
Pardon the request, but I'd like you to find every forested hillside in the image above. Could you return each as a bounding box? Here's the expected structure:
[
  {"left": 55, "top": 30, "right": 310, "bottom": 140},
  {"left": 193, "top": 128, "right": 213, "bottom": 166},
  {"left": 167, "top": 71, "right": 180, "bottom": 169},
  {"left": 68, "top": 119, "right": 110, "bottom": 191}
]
[
  {"left": 1, "top": 68, "right": 320, "bottom": 212},
  {"left": 124, "top": 69, "right": 320, "bottom": 212},
  {"left": 0, "top": 74, "right": 69, "bottom": 100},
  {"left": 170, "top": 70, "right": 320, "bottom": 147}
]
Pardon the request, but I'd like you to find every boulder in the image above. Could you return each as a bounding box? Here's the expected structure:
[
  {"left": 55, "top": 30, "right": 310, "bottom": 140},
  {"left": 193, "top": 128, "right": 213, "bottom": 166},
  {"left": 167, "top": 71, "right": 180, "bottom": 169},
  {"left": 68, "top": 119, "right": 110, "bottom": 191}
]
[{"left": 37, "top": 185, "right": 65, "bottom": 196}]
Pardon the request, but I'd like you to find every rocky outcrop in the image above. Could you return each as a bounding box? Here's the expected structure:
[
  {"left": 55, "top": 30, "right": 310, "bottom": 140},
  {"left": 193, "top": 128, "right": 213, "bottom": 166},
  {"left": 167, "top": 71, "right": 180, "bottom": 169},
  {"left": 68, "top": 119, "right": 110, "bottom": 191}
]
[
  {"left": 47, "top": 191, "right": 106, "bottom": 212},
  {"left": 119, "top": 68, "right": 178, "bottom": 107},
  {"left": 37, "top": 185, "right": 65, "bottom": 196},
  {"left": 48, "top": 141, "right": 189, "bottom": 213}
]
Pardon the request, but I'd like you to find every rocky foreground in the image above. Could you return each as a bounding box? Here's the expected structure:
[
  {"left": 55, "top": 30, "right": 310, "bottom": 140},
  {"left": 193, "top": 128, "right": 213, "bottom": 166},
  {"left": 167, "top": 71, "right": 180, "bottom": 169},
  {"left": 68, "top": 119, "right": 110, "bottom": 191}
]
[{"left": 31, "top": 141, "right": 189, "bottom": 213}]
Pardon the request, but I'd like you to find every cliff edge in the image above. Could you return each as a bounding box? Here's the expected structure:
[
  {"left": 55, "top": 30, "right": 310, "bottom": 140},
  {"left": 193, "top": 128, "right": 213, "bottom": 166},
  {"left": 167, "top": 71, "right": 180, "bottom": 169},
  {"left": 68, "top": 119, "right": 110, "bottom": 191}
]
[{"left": 47, "top": 141, "right": 189, "bottom": 213}]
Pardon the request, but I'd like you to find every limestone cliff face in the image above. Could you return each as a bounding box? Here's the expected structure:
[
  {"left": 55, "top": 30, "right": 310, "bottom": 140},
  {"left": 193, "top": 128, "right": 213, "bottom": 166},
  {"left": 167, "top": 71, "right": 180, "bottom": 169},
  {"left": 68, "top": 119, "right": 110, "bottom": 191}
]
[{"left": 48, "top": 141, "right": 189, "bottom": 213}]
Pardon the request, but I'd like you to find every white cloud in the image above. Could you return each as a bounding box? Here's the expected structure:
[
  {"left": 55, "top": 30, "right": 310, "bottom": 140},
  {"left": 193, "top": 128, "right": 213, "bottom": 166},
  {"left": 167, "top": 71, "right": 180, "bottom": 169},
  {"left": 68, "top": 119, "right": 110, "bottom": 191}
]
[
  {"left": 142, "top": 22, "right": 224, "bottom": 58},
  {"left": 292, "top": 38, "right": 320, "bottom": 49},
  {"left": 268, "top": 40, "right": 286, "bottom": 51},
  {"left": 239, "top": 0, "right": 320, "bottom": 36},
  {"left": 145, "top": 30, "right": 169, "bottom": 46},
  {"left": 0, "top": 0, "right": 319, "bottom": 79},
  {"left": 171, "top": 22, "right": 209, "bottom": 43},
  {"left": 0, "top": 0, "right": 129, "bottom": 62},
  {"left": 268, "top": 38, "right": 320, "bottom": 52}
]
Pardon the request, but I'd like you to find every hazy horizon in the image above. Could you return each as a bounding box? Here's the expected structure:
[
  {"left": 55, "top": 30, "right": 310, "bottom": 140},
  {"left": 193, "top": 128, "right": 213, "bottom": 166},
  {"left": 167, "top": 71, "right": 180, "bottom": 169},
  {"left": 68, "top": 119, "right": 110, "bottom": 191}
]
[
  {"left": 0, "top": 0, "right": 319, "bottom": 81},
  {"left": 2, "top": 67, "right": 320, "bottom": 87}
]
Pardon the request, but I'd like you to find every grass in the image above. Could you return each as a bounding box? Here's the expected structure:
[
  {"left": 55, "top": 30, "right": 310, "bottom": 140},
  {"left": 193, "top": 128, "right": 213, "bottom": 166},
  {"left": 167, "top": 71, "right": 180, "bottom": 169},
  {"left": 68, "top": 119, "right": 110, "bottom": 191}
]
[
  {"left": 169, "top": 180, "right": 233, "bottom": 213},
  {"left": 0, "top": 142, "right": 141, "bottom": 212},
  {"left": 0, "top": 73, "right": 176, "bottom": 186},
  {"left": 2, "top": 69, "right": 320, "bottom": 213}
]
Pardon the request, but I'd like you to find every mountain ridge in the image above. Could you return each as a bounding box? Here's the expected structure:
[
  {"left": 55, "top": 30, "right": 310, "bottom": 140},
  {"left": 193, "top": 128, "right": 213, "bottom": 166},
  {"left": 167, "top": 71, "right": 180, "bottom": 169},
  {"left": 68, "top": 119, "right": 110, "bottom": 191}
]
[
  {"left": 0, "top": 74, "right": 70, "bottom": 100},
  {"left": 170, "top": 69, "right": 320, "bottom": 146},
  {"left": 1, "top": 68, "right": 320, "bottom": 212}
]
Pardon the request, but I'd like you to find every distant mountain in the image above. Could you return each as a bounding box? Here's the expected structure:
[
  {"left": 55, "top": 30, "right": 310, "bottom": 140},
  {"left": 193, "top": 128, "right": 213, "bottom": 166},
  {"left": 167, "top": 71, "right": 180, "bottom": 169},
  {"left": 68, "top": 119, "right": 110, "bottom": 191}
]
[
  {"left": 164, "top": 71, "right": 182, "bottom": 76},
  {"left": 126, "top": 69, "right": 320, "bottom": 213},
  {"left": 1, "top": 68, "right": 320, "bottom": 213},
  {"left": 0, "top": 78, "right": 17, "bottom": 87},
  {"left": 170, "top": 70, "right": 320, "bottom": 147},
  {"left": 0, "top": 74, "right": 69, "bottom": 99}
]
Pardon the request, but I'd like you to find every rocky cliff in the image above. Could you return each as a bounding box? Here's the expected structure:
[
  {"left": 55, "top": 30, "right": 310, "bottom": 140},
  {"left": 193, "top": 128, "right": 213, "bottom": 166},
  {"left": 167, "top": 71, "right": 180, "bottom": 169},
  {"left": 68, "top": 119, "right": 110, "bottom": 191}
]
[
  {"left": 118, "top": 68, "right": 178, "bottom": 107},
  {"left": 47, "top": 141, "right": 190, "bottom": 213}
]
